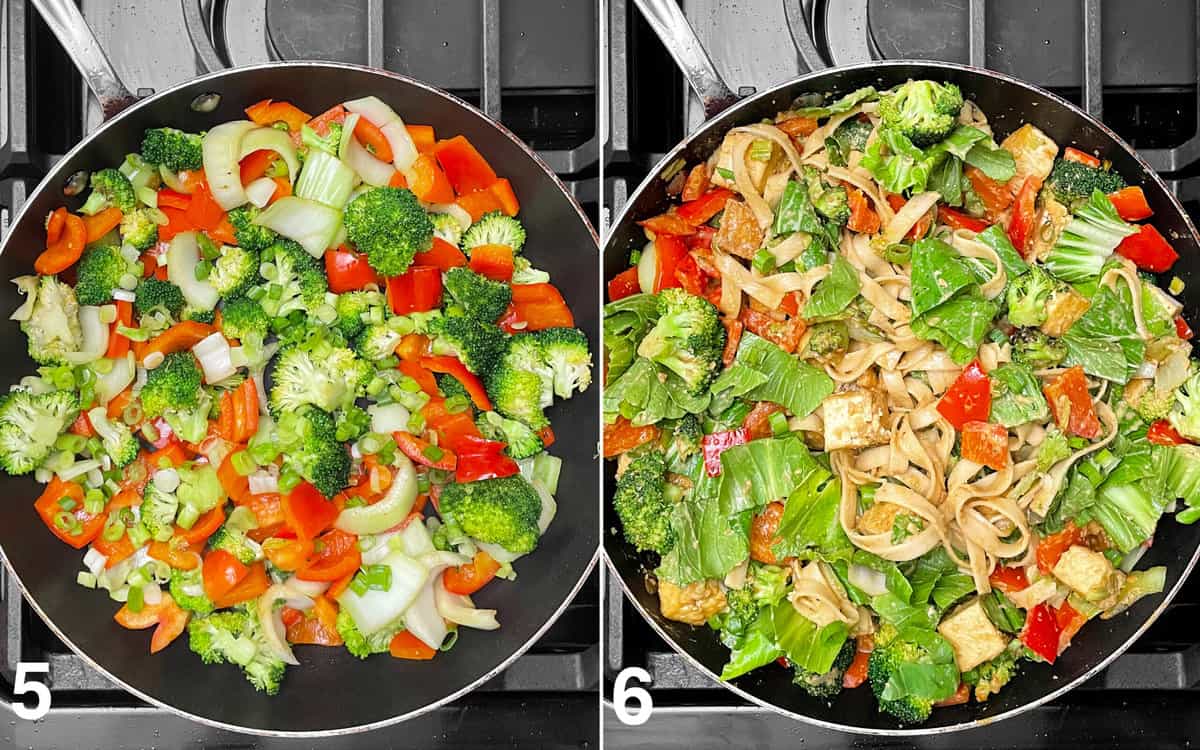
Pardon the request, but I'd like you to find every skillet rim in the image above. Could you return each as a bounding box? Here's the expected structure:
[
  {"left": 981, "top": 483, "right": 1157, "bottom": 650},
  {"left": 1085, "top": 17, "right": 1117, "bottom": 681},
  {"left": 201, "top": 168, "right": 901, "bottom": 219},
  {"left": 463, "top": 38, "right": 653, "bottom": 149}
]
[{"left": 601, "top": 57, "right": 1200, "bottom": 736}]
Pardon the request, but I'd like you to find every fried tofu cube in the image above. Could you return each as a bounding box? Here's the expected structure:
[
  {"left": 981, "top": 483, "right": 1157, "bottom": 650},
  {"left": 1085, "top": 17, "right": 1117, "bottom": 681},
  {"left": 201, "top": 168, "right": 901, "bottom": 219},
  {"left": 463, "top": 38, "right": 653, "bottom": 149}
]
[
  {"left": 856, "top": 500, "right": 905, "bottom": 535},
  {"left": 712, "top": 199, "right": 765, "bottom": 259},
  {"left": 709, "top": 132, "right": 780, "bottom": 193},
  {"left": 937, "top": 598, "right": 1009, "bottom": 672},
  {"left": 1000, "top": 123, "right": 1059, "bottom": 188},
  {"left": 1040, "top": 287, "right": 1091, "bottom": 337},
  {"left": 658, "top": 578, "right": 727, "bottom": 626},
  {"left": 822, "top": 389, "right": 891, "bottom": 451},
  {"left": 1052, "top": 544, "right": 1121, "bottom": 602}
]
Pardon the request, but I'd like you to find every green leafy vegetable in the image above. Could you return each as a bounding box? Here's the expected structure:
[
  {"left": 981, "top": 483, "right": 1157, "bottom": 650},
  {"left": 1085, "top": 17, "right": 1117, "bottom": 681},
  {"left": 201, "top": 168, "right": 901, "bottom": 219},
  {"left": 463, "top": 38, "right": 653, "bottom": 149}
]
[
  {"left": 710, "top": 333, "right": 835, "bottom": 419},
  {"left": 803, "top": 255, "right": 861, "bottom": 320},
  {"left": 989, "top": 362, "right": 1050, "bottom": 427}
]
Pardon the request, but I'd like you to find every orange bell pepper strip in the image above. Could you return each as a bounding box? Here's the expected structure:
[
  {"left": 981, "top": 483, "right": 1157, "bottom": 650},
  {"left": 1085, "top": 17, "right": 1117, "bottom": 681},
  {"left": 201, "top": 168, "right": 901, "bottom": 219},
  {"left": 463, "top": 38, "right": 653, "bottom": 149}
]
[
  {"left": 115, "top": 593, "right": 191, "bottom": 654},
  {"left": 388, "top": 170, "right": 409, "bottom": 189},
  {"left": 389, "top": 629, "right": 437, "bottom": 660},
  {"left": 246, "top": 493, "right": 285, "bottom": 531},
  {"left": 146, "top": 441, "right": 189, "bottom": 469},
  {"left": 420, "top": 356, "right": 492, "bottom": 410},
  {"left": 208, "top": 216, "right": 238, "bottom": 246},
  {"left": 468, "top": 243, "right": 515, "bottom": 282},
  {"left": 1063, "top": 147, "right": 1101, "bottom": 168},
  {"left": 45, "top": 206, "right": 67, "bottom": 244},
  {"left": 409, "top": 153, "right": 456, "bottom": 204},
  {"left": 328, "top": 569, "right": 357, "bottom": 600},
  {"left": 842, "top": 634, "right": 873, "bottom": 689},
  {"left": 1043, "top": 365, "right": 1101, "bottom": 439},
  {"left": 270, "top": 177, "right": 292, "bottom": 203},
  {"left": 211, "top": 562, "right": 270, "bottom": 609},
  {"left": 175, "top": 504, "right": 226, "bottom": 546},
  {"left": 105, "top": 299, "right": 134, "bottom": 358},
  {"left": 148, "top": 539, "right": 201, "bottom": 570},
  {"left": 215, "top": 390, "right": 236, "bottom": 441},
  {"left": 455, "top": 188, "right": 504, "bottom": 222},
  {"left": 83, "top": 206, "right": 124, "bottom": 244},
  {"left": 1036, "top": 521, "right": 1083, "bottom": 574},
  {"left": 263, "top": 537, "right": 316, "bottom": 572},
  {"left": 282, "top": 481, "right": 341, "bottom": 539},
  {"left": 202, "top": 548, "right": 249, "bottom": 602},
  {"left": 106, "top": 386, "right": 135, "bottom": 421},
  {"left": 489, "top": 178, "right": 520, "bottom": 216},
  {"left": 966, "top": 166, "right": 1014, "bottom": 217},
  {"left": 132, "top": 321, "right": 216, "bottom": 365},
  {"left": 92, "top": 530, "right": 137, "bottom": 568},
  {"left": 34, "top": 212, "right": 87, "bottom": 275},
  {"left": 434, "top": 135, "right": 498, "bottom": 195},
  {"left": 295, "top": 529, "right": 362, "bottom": 581},
  {"left": 406, "top": 124, "right": 436, "bottom": 152},
  {"left": 960, "top": 420, "right": 1010, "bottom": 471},
  {"left": 443, "top": 550, "right": 501, "bottom": 595},
  {"left": 307, "top": 104, "right": 347, "bottom": 136},
  {"left": 396, "top": 333, "right": 430, "bottom": 362},
  {"left": 413, "top": 237, "right": 468, "bottom": 270},
  {"left": 238, "top": 380, "right": 259, "bottom": 443},
  {"left": 245, "top": 98, "right": 311, "bottom": 132},
  {"left": 394, "top": 431, "right": 458, "bottom": 471},
  {"left": 281, "top": 606, "right": 304, "bottom": 629},
  {"left": 846, "top": 187, "right": 880, "bottom": 234},
  {"left": 286, "top": 602, "right": 344, "bottom": 646},
  {"left": 602, "top": 418, "right": 660, "bottom": 458},
  {"left": 508, "top": 282, "right": 574, "bottom": 331},
  {"left": 777, "top": 116, "right": 820, "bottom": 139},
  {"left": 184, "top": 182, "right": 226, "bottom": 232},
  {"left": 34, "top": 477, "right": 104, "bottom": 549},
  {"left": 353, "top": 115, "right": 394, "bottom": 162}
]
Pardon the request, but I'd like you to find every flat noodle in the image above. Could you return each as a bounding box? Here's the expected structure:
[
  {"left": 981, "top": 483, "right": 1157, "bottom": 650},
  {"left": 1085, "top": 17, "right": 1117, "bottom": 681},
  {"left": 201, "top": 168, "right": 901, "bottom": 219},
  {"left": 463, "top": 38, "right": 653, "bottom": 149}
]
[
  {"left": 826, "top": 166, "right": 897, "bottom": 226},
  {"left": 730, "top": 134, "right": 775, "bottom": 230},
  {"left": 949, "top": 230, "right": 1008, "bottom": 300},
  {"left": 801, "top": 107, "right": 865, "bottom": 159},
  {"left": 1102, "top": 259, "right": 1150, "bottom": 340},
  {"left": 883, "top": 191, "right": 941, "bottom": 245},
  {"left": 712, "top": 251, "right": 813, "bottom": 310},
  {"left": 768, "top": 231, "right": 813, "bottom": 266},
  {"left": 1024, "top": 402, "right": 1119, "bottom": 516},
  {"left": 788, "top": 560, "right": 861, "bottom": 628}
]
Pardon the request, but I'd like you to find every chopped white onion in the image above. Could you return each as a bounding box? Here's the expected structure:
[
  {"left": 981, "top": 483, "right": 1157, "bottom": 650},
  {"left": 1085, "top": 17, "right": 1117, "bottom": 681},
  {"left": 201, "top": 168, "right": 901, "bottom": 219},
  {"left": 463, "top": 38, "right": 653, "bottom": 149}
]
[
  {"left": 142, "top": 583, "right": 163, "bottom": 606},
  {"left": 65, "top": 306, "right": 110, "bottom": 365},
  {"left": 434, "top": 580, "right": 500, "bottom": 631},
  {"left": 284, "top": 576, "right": 330, "bottom": 598},
  {"left": 476, "top": 541, "right": 521, "bottom": 564},
  {"left": 336, "top": 549, "right": 427, "bottom": 635},
  {"left": 192, "top": 331, "right": 236, "bottom": 384},
  {"left": 257, "top": 584, "right": 302, "bottom": 665},
  {"left": 142, "top": 351, "right": 165, "bottom": 370},
  {"left": 95, "top": 352, "right": 135, "bottom": 405},
  {"left": 203, "top": 120, "right": 258, "bottom": 210},
  {"left": 112, "top": 288, "right": 136, "bottom": 303},
  {"left": 1135, "top": 360, "right": 1158, "bottom": 379},
  {"left": 847, "top": 563, "right": 888, "bottom": 597},
  {"left": 237, "top": 126, "right": 300, "bottom": 184},
  {"left": 253, "top": 196, "right": 343, "bottom": 258},
  {"left": 533, "top": 480, "right": 557, "bottom": 534},
  {"left": 245, "top": 177, "right": 278, "bottom": 209},
  {"left": 637, "top": 240, "right": 658, "bottom": 294},
  {"left": 399, "top": 520, "right": 437, "bottom": 558},
  {"left": 380, "top": 121, "right": 419, "bottom": 180},
  {"left": 83, "top": 548, "right": 108, "bottom": 577},
  {"left": 342, "top": 135, "right": 397, "bottom": 187},
  {"left": 167, "top": 232, "right": 220, "bottom": 311},
  {"left": 368, "top": 403, "right": 410, "bottom": 435},
  {"left": 404, "top": 571, "right": 449, "bottom": 650},
  {"left": 248, "top": 469, "right": 279, "bottom": 495},
  {"left": 152, "top": 468, "right": 180, "bottom": 493}
]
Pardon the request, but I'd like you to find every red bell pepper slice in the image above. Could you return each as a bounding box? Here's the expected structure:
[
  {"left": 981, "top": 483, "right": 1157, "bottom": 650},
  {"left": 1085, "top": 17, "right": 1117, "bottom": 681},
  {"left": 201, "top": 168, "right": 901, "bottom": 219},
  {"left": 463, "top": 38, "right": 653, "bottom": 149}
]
[
  {"left": 508, "top": 283, "right": 574, "bottom": 331},
  {"left": 608, "top": 266, "right": 641, "bottom": 301},
  {"left": 398, "top": 359, "right": 438, "bottom": 396},
  {"left": 1063, "top": 147, "right": 1101, "bottom": 168},
  {"left": 413, "top": 237, "right": 468, "bottom": 270},
  {"left": 420, "top": 356, "right": 492, "bottom": 411},
  {"left": 105, "top": 299, "right": 134, "bottom": 359},
  {"left": 936, "top": 359, "right": 991, "bottom": 430},
  {"left": 295, "top": 529, "right": 362, "bottom": 581},
  {"left": 1043, "top": 365, "right": 1101, "bottom": 439},
  {"left": 410, "top": 153, "right": 455, "bottom": 204},
  {"left": 938, "top": 206, "right": 989, "bottom": 233},
  {"left": 1116, "top": 223, "right": 1179, "bottom": 273},
  {"left": 394, "top": 431, "right": 458, "bottom": 471},
  {"left": 387, "top": 265, "right": 443, "bottom": 315},
  {"left": 444, "top": 550, "right": 502, "bottom": 595},
  {"left": 202, "top": 548, "right": 250, "bottom": 602},
  {"left": 34, "top": 477, "right": 105, "bottom": 549},
  {"left": 602, "top": 418, "right": 660, "bottom": 458},
  {"left": 468, "top": 243, "right": 515, "bottom": 281},
  {"left": 1021, "top": 603, "right": 1061, "bottom": 663},
  {"left": 389, "top": 629, "right": 437, "bottom": 660},
  {"left": 283, "top": 481, "right": 341, "bottom": 539},
  {"left": 306, "top": 104, "right": 347, "bottom": 136},
  {"left": 455, "top": 439, "right": 520, "bottom": 482},
  {"left": 324, "top": 249, "right": 380, "bottom": 293},
  {"left": 652, "top": 235, "right": 688, "bottom": 293},
  {"left": 1108, "top": 186, "right": 1153, "bottom": 221},
  {"left": 676, "top": 187, "right": 734, "bottom": 226},
  {"left": 687, "top": 225, "right": 716, "bottom": 250},
  {"left": 1036, "top": 521, "right": 1082, "bottom": 574},
  {"left": 842, "top": 635, "right": 873, "bottom": 689},
  {"left": 239, "top": 149, "right": 277, "bottom": 184},
  {"left": 1055, "top": 600, "right": 1088, "bottom": 653},
  {"left": 1007, "top": 176, "right": 1041, "bottom": 256},
  {"left": 1148, "top": 419, "right": 1190, "bottom": 446},
  {"left": 422, "top": 398, "right": 484, "bottom": 453},
  {"left": 433, "top": 136, "right": 498, "bottom": 196},
  {"left": 961, "top": 421, "right": 1010, "bottom": 470},
  {"left": 988, "top": 565, "right": 1029, "bottom": 593},
  {"left": 156, "top": 189, "right": 192, "bottom": 211},
  {"left": 1175, "top": 316, "right": 1194, "bottom": 340},
  {"left": 638, "top": 211, "right": 697, "bottom": 237},
  {"left": 184, "top": 182, "right": 226, "bottom": 232},
  {"left": 701, "top": 428, "right": 750, "bottom": 477},
  {"left": 212, "top": 562, "right": 270, "bottom": 609}
]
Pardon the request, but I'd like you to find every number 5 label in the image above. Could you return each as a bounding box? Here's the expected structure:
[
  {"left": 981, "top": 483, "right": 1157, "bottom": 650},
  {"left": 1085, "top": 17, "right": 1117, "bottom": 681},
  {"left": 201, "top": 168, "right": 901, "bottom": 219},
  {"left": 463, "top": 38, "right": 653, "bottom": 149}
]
[
  {"left": 613, "top": 667, "right": 652, "bottom": 726},
  {"left": 13, "top": 662, "right": 50, "bottom": 721}
]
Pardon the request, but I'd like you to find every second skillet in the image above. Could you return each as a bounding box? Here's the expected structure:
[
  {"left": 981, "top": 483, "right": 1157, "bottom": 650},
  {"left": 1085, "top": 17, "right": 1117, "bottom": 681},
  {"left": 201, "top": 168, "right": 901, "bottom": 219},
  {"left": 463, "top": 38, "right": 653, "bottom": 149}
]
[
  {"left": 0, "top": 0, "right": 599, "bottom": 737},
  {"left": 603, "top": 0, "right": 1200, "bottom": 735}
]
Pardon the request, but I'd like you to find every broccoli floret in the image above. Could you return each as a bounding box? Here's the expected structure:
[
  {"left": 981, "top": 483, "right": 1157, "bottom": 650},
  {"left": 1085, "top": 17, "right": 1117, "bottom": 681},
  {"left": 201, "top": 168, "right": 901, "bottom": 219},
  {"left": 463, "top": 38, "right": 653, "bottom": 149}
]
[
  {"left": 476, "top": 410, "right": 544, "bottom": 459},
  {"left": 511, "top": 256, "right": 550, "bottom": 285},
  {"left": 335, "top": 608, "right": 401, "bottom": 659},
  {"left": 1045, "top": 158, "right": 1127, "bottom": 207},
  {"left": 868, "top": 624, "right": 957, "bottom": 725},
  {"left": 1126, "top": 381, "right": 1175, "bottom": 423},
  {"left": 1037, "top": 426, "right": 1072, "bottom": 471},
  {"left": 79, "top": 168, "right": 136, "bottom": 216},
  {"left": 0, "top": 390, "right": 78, "bottom": 475},
  {"left": 22, "top": 276, "right": 82, "bottom": 365},
  {"left": 343, "top": 187, "right": 433, "bottom": 276},
  {"left": 75, "top": 245, "right": 134, "bottom": 305},
  {"left": 431, "top": 212, "right": 465, "bottom": 246},
  {"left": 807, "top": 320, "right": 849, "bottom": 356},
  {"left": 270, "top": 345, "right": 370, "bottom": 414},
  {"left": 187, "top": 608, "right": 287, "bottom": 695},
  {"left": 1006, "top": 264, "right": 1065, "bottom": 329},
  {"left": 135, "top": 278, "right": 185, "bottom": 317},
  {"left": 534, "top": 327, "right": 592, "bottom": 400},
  {"left": 486, "top": 363, "right": 549, "bottom": 430},
  {"left": 443, "top": 267, "right": 512, "bottom": 323},
  {"left": 354, "top": 323, "right": 404, "bottom": 362},
  {"left": 120, "top": 208, "right": 159, "bottom": 251},
  {"left": 719, "top": 561, "right": 791, "bottom": 635},
  {"left": 794, "top": 638, "right": 856, "bottom": 699},
  {"left": 721, "top": 586, "right": 761, "bottom": 635},
  {"left": 612, "top": 450, "right": 673, "bottom": 554},
  {"left": 169, "top": 567, "right": 214, "bottom": 615},
  {"left": 226, "top": 206, "right": 279, "bottom": 253},
  {"left": 428, "top": 315, "right": 507, "bottom": 376},
  {"left": 255, "top": 240, "right": 329, "bottom": 318},
  {"left": 877, "top": 80, "right": 964, "bottom": 147},
  {"left": 219, "top": 296, "right": 270, "bottom": 340},
  {"left": 301, "top": 122, "right": 343, "bottom": 157},
  {"left": 333, "top": 291, "right": 380, "bottom": 339},
  {"left": 962, "top": 644, "right": 1021, "bottom": 702},
  {"left": 182, "top": 305, "right": 216, "bottom": 324},
  {"left": 208, "top": 246, "right": 259, "bottom": 299},
  {"left": 139, "top": 482, "right": 179, "bottom": 542},
  {"left": 276, "top": 407, "right": 351, "bottom": 498},
  {"left": 500, "top": 334, "right": 554, "bottom": 407},
  {"left": 438, "top": 373, "right": 475, "bottom": 405},
  {"left": 1011, "top": 328, "right": 1067, "bottom": 369},
  {"left": 207, "top": 524, "right": 259, "bottom": 564},
  {"left": 664, "top": 414, "right": 702, "bottom": 470},
  {"left": 439, "top": 474, "right": 543, "bottom": 554},
  {"left": 461, "top": 211, "right": 526, "bottom": 255},
  {"left": 636, "top": 289, "right": 725, "bottom": 394},
  {"left": 1169, "top": 369, "right": 1200, "bottom": 442},
  {"left": 140, "top": 352, "right": 202, "bottom": 418},
  {"left": 85, "top": 407, "right": 138, "bottom": 467},
  {"left": 803, "top": 166, "right": 850, "bottom": 225},
  {"left": 140, "top": 127, "right": 204, "bottom": 172}
]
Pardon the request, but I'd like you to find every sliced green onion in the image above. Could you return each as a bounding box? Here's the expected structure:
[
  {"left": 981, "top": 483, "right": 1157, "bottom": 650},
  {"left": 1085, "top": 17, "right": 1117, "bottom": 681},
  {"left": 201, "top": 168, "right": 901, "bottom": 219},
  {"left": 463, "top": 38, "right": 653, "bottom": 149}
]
[
  {"left": 83, "top": 488, "right": 106, "bottom": 515},
  {"left": 751, "top": 248, "right": 776, "bottom": 275},
  {"left": 278, "top": 468, "right": 301, "bottom": 494},
  {"left": 197, "top": 233, "right": 220, "bottom": 260},
  {"left": 440, "top": 628, "right": 459, "bottom": 651},
  {"left": 53, "top": 510, "right": 75, "bottom": 530},
  {"left": 359, "top": 433, "right": 385, "bottom": 455},
  {"left": 716, "top": 167, "right": 735, "bottom": 181},
  {"left": 883, "top": 243, "right": 912, "bottom": 264},
  {"left": 344, "top": 495, "right": 366, "bottom": 509},
  {"left": 230, "top": 450, "right": 257, "bottom": 477},
  {"left": 77, "top": 571, "right": 97, "bottom": 589},
  {"left": 194, "top": 260, "right": 212, "bottom": 281},
  {"left": 126, "top": 584, "right": 144, "bottom": 613},
  {"left": 55, "top": 434, "right": 87, "bottom": 453},
  {"left": 176, "top": 503, "right": 200, "bottom": 530},
  {"left": 364, "top": 563, "right": 392, "bottom": 591},
  {"left": 126, "top": 522, "right": 150, "bottom": 548},
  {"left": 748, "top": 139, "right": 774, "bottom": 162},
  {"left": 140, "top": 422, "right": 160, "bottom": 443},
  {"left": 422, "top": 445, "right": 444, "bottom": 462},
  {"left": 349, "top": 573, "right": 370, "bottom": 596},
  {"left": 768, "top": 411, "right": 789, "bottom": 436},
  {"left": 444, "top": 395, "right": 469, "bottom": 414},
  {"left": 102, "top": 519, "right": 126, "bottom": 542}
]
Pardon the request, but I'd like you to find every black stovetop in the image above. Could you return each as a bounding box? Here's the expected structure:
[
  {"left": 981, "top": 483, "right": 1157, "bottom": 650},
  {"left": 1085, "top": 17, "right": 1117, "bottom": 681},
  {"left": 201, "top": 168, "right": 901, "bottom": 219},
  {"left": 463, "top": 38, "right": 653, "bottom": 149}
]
[{"left": 603, "top": 1, "right": 1200, "bottom": 747}]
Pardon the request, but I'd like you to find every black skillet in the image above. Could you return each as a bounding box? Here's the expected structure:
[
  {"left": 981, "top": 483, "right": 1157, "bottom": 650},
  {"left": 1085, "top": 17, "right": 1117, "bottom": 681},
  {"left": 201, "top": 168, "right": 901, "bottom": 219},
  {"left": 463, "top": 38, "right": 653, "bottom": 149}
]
[
  {"left": 0, "top": 0, "right": 598, "bottom": 737},
  {"left": 604, "top": 0, "right": 1200, "bottom": 735}
]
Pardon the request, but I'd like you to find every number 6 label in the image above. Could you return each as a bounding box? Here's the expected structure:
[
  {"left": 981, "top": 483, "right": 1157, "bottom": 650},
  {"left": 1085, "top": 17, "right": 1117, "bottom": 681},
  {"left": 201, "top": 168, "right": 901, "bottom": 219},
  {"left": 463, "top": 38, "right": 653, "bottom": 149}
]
[
  {"left": 613, "top": 667, "right": 652, "bottom": 726},
  {"left": 13, "top": 662, "right": 50, "bottom": 721}
]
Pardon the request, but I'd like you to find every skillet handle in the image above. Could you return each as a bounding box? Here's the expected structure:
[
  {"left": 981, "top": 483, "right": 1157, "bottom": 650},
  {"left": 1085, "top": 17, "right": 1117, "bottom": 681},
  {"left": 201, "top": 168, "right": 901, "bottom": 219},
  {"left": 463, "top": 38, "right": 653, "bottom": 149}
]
[
  {"left": 631, "top": 0, "right": 739, "bottom": 119},
  {"left": 29, "top": 0, "right": 138, "bottom": 120}
]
